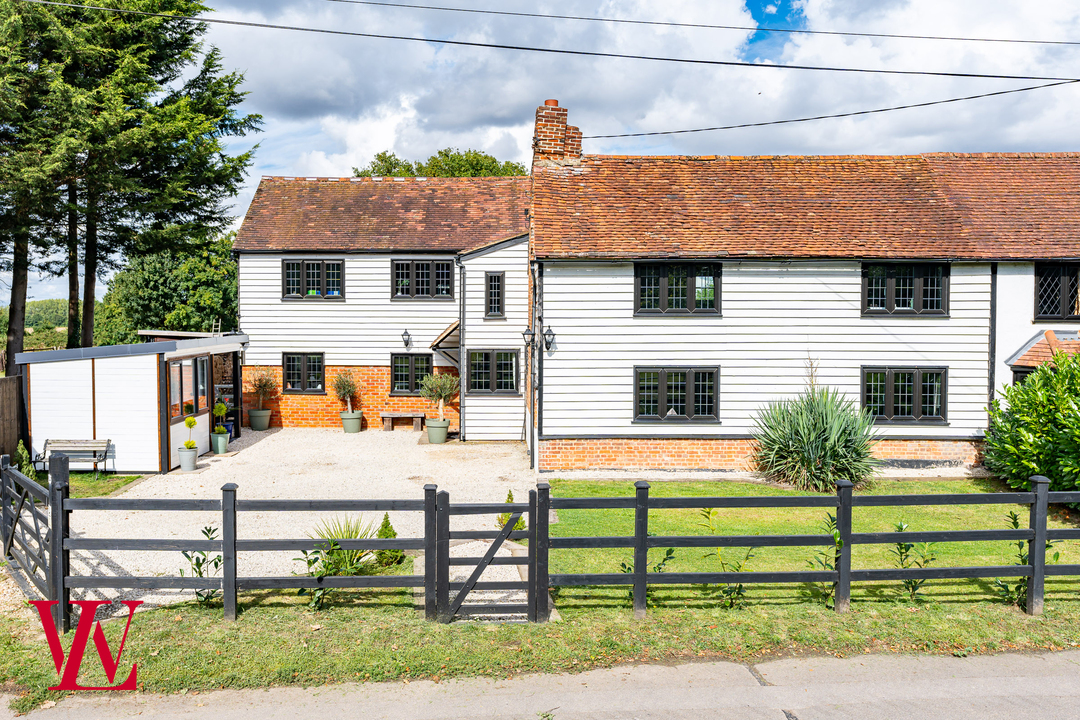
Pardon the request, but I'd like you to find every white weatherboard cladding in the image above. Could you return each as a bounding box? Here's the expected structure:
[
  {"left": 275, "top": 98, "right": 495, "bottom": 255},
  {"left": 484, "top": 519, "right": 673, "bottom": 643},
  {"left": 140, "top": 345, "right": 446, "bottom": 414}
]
[
  {"left": 94, "top": 355, "right": 160, "bottom": 472},
  {"left": 995, "top": 263, "right": 1079, "bottom": 397},
  {"left": 462, "top": 239, "right": 528, "bottom": 440},
  {"left": 541, "top": 261, "right": 991, "bottom": 438},
  {"left": 238, "top": 254, "right": 460, "bottom": 367},
  {"left": 29, "top": 360, "right": 94, "bottom": 461}
]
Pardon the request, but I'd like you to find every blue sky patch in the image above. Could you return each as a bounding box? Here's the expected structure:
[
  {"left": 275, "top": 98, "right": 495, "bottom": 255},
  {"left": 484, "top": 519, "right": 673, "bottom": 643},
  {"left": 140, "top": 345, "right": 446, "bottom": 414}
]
[{"left": 740, "top": 0, "right": 807, "bottom": 62}]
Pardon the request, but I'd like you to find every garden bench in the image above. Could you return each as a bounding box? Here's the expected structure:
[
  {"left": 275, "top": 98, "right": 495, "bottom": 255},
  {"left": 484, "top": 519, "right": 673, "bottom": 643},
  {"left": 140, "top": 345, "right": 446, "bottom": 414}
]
[
  {"left": 35, "top": 439, "right": 111, "bottom": 480},
  {"left": 381, "top": 412, "right": 426, "bottom": 431}
]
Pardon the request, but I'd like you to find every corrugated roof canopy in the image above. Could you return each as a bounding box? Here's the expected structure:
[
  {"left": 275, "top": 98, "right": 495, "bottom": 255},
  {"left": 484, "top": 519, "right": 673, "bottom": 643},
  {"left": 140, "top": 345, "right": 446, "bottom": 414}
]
[
  {"left": 235, "top": 175, "right": 530, "bottom": 253},
  {"left": 532, "top": 153, "right": 1080, "bottom": 260}
]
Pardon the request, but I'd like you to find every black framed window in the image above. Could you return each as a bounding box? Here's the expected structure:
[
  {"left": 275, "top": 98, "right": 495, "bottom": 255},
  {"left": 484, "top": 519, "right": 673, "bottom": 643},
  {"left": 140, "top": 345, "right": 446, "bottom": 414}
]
[
  {"left": 485, "top": 272, "right": 505, "bottom": 318},
  {"left": 168, "top": 355, "right": 211, "bottom": 422},
  {"left": 468, "top": 350, "right": 518, "bottom": 393},
  {"left": 861, "top": 366, "right": 947, "bottom": 423},
  {"left": 1035, "top": 263, "right": 1080, "bottom": 321},
  {"left": 634, "top": 366, "right": 719, "bottom": 423},
  {"left": 861, "top": 263, "right": 949, "bottom": 315},
  {"left": 635, "top": 263, "right": 721, "bottom": 314},
  {"left": 283, "top": 353, "right": 325, "bottom": 393},
  {"left": 390, "top": 353, "right": 432, "bottom": 395},
  {"left": 392, "top": 260, "right": 454, "bottom": 299},
  {"left": 282, "top": 260, "right": 344, "bottom": 299}
]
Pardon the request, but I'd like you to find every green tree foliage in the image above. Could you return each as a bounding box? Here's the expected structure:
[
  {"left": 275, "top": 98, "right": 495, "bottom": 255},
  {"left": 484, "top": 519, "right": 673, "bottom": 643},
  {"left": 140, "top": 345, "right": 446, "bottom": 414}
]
[
  {"left": 985, "top": 352, "right": 1080, "bottom": 493},
  {"left": 753, "top": 386, "right": 880, "bottom": 492},
  {"left": 353, "top": 148, "right": 526, "bottom": 178},
  {"left": 94, "top": 233, "right": 238, "bottom": 346},
  {"left": 375, "top": 513, "right": 404, "bottom": 567},
  {"left": 23, "top": 298, "right": 69, "bottom": 331}
]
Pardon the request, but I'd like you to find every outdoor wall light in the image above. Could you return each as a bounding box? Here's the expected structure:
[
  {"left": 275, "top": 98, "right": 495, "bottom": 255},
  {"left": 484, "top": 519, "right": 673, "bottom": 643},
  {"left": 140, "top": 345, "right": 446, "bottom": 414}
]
[
  {"left": 543, "top": 326, "right": 556, "bottom": 350},
  {"left": 522, "top": 326, "right": 535, "bottom": 348},
  {"left": 401, "top": 329, "right": 412, "bottom": 348}
]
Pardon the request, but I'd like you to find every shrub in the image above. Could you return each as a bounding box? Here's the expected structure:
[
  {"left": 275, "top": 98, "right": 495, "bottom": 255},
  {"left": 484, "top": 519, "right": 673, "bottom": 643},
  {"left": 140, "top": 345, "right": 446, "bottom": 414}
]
[
  {"left": 375, "top": 512, "right": 404, "bottom": 566},
  {"left": 180, "top": 527, "right": 223, "bottom": 607},
  {"left": 496, "top": 489, "right": 526, "bottom": 531},
  {"left": 889, "top": 520, "right": 937, "bottom": 602},
  {"left": 248, "top": 366, "right": 279, "bottom": 410},
  {"left": 297, "top": 515, "right": 377, "bottom": 610},
  {"left": 332, "top": 371, "right": 360, "bottom": 413},
  {"left": 752, "top": 386, "right": 879, "bottom": 491},
  {"left": 183, "top": 416, "right": 197, "bottom": 450},
  {"left": 985, "top": 352, "right": 1080, "bottom": 493},
  {"left": 419, "top": 372, "right": 459, "bottom": 421},
  {"left": 15, "top": 440, "right": 35, "bottom": 479}
]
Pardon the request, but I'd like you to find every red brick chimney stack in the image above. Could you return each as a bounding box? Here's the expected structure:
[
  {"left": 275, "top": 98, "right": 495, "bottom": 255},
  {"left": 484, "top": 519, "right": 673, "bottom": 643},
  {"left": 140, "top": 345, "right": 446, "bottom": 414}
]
[{"left": 532, "top": 99, "right": 582, "bottom": 166}]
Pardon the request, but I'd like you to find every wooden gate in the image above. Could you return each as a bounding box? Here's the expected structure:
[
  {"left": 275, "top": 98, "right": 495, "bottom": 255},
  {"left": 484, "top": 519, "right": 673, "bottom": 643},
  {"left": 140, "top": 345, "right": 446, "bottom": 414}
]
[
  {"left": 435, "top": 490, "right": 538, "bottom": 622},
  {"left": 1, "top": 454, "right": 54, "bottom": 605}
]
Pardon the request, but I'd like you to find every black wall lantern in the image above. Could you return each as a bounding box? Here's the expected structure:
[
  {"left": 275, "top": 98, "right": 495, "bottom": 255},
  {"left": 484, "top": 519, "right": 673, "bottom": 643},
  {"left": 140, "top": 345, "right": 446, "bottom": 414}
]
[
  {"left": 522, "top": 326, "right": 535, "bottom": 348},
  {"left": 401, "top": 329, "right": 412, "bottom": 348},
  {"left": 543, "top": 326, "right": 556, "bottom": 350}
]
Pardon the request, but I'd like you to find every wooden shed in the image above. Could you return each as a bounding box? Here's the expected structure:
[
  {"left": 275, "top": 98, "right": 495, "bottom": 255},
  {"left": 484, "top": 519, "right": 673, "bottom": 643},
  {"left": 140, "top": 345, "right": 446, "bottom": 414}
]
[{"left": 14, "top": 334, "right": 247, "bottom": 473}]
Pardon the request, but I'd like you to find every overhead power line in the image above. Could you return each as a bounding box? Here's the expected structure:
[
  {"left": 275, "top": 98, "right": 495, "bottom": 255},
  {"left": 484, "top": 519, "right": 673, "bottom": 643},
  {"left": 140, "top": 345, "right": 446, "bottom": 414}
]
[
  {"left": 15, "top": 0, "right": 1080, "bottom": 83},
  {"left": 583, "top": 80, "right": 1080, "bottom": 138},
  {"left": 326, "top": 0, "right": 1080, "bottom": 47}
]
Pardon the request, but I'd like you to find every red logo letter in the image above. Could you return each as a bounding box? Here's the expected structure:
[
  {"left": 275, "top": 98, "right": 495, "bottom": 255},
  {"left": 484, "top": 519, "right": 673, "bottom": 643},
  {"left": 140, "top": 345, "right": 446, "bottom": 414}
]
[{"left": 30, "top": 600, "right": 141, "bottom": 690}]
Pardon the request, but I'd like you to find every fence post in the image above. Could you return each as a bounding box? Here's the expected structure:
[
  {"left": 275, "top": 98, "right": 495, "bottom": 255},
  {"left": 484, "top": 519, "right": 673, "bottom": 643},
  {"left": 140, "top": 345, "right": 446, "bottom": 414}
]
[
  {"left": 221, "top": 483, "right": 238, "bottom": 621},
  {"left": 48, "top": 453, "right": 70, "bottom": 634},
  {"left": 436, "top": 490, "right": 450, "bottom": 623},
  {"left": 536, "top": 482, "right": 550, "bottom": 623},
  {"left": 633, "top": 481, "right": 650, "bottom": 620},
  {"left": 1, "top": 455, "right": 10, "bottom": 559},
  {"left": 834, "top": 479, "right": 853, "bottom": 613},
  {"left": 423, "top": 484, "right": 437, "bottom": 621},
  {"left": 1027, "top": 475, "right": 1050, "bottom": 616}
]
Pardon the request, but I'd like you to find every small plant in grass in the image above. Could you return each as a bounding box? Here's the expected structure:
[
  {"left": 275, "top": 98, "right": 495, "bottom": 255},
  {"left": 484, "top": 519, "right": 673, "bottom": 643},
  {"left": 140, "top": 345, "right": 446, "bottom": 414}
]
[
  {"left": 889, "top": 520, "right": 937, "bottom": 602},
  {"left": 183, "top": 416, "right": 197, "bottom": 449},
  {"left": 375, "top": 513, "right": 404, "bottom": 567},
  {"left": 992, "top": 510, "right": 1061, "bottom": 610},
  {"left": 619, "top": 541, "right": 676, "bottom": 608},
  {"left": 332, "top": 371, "right": 360, "bottom": 413},
  {"left": 249, "top": 366, "right": 279, "bottom": 410},
  {"left": 419, "top": 372, "right": 459, "bottom": 421},
  {"left": 801, "top": 512, "right": 841, "bottom": 608},
  {"left": 697, "top": 508, "right": 755, "bottom": 608},
  {"left": 496, "top": 489, "right": 526, "bottom": 531},
  {"left": 14, "top": 439, "right": 35, "bottom": 479},
  {"left": 296, "top": 515, "right": 377, "bottom": 610},
  {"left": 180, "top": 526, "right": 223, "bottom": 607},
  {"left": 752, "top": 386, "right": 879, "bottom": 491}
]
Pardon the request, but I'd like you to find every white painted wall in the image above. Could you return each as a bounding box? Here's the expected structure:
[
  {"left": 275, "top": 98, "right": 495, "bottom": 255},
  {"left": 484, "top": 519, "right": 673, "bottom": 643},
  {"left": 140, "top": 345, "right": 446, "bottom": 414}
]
[
  {"left": 238, "top": 254, "right": 460, "bottom": 368},
  {"left": 169, "top": 412, "right": 210, "bottom": 470},
  {"left": 94, "top": 355, "right": 160, "bottom": 472},
  {"left": 29, "top": 359, "right": 94, "bottom": 463},
  {"left": 540, "top": 261, "right": 992, "bottom": 439},
  {"left": 461, "top": 238, "right": 529, "bottom": 441},
  {"left": 994, "top": 263, "right": 1080, "bottom": 398}
]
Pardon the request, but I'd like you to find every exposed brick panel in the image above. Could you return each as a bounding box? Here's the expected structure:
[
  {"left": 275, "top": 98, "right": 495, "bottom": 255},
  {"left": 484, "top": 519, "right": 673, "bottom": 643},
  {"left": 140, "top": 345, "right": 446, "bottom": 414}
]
[
  {"left": 537, "top": 438, "right": 984, "bottom": 471},
  {"left": 242, "top": 365, "right": 459, "bottom": 430}
]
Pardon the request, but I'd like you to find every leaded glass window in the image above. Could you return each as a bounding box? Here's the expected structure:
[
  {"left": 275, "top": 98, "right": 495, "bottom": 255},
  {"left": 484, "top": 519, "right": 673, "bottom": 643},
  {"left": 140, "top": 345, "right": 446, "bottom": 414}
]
[
  {"left": 283, "top": 353, "right": 324, "bottom": 393},
  {"left": 392, "top": 260, "right": 454, "bottom": 299},
  {"left": 325, "top": 262, "right": 342, "bottom": 296},
  {"left": 635, "top": 264, "right": 721, "bottom": 314},
  {"left": 467, "top": 350, "right": 519, "bottom": 393},
  {"left": 486, "top": 272, "right": 504, "bottom": 318},
  {"left": 282, "top": 260, "right": 344, "bottom": 299},
  {"left": 305, "top": 262, "right": 322, "bottom": 296},
  {"left": 284, "top": 261, "right": 302, "bottom": 296},
  {"left": 862, "top": 366, "right": 947, "bottom": 422},
  {"left": 1035, "top": 264, "right": 1080, "bottom": 320},
  {"left": 390, "top": 354, "right": 433, "bottom": 394},
  {"left": 637, "top": 371, "right": 659, "bottom": 417},
  {"left": 634, "top": 367, "right": 719, "bottom": 422},
  {"left": 861, "top": 263, "right": 949, "bottom": 315}
]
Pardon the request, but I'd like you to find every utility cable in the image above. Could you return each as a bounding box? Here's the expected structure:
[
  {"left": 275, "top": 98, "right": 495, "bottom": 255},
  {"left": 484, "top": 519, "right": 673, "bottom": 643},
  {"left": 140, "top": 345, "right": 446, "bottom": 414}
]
[
  {"left": 14, "top": 0, "right": 1080, "bottom": 82},
  {"left": 325, "top": 0, "right": 1080, "bottom": 47},
  {"left": 584, "top": 79, "right": 1080, "bottom": 138}
]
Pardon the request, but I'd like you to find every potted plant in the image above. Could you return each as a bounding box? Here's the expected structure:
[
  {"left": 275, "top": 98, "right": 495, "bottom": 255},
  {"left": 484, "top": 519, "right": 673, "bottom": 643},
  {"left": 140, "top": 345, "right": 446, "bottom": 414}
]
[
  {"left": 178, "top": 416, "right": 199, "bottom": 471},
  {"left": 419, "top": 372, "right": 459, "bottom": 444},
  {"left": 332, "top": 370, "right": 362, "bottom": 433},
  {"left": 247, "top": 366, "right": 278, "bottom": 431},
  {"left": 211, "top": 402, "right": 230, "bottom": 454}
]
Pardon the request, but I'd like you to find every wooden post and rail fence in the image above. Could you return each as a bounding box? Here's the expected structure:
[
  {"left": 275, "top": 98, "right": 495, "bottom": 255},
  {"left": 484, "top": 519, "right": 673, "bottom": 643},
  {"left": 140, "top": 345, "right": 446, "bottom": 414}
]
[{"left": 4, "top": 453, "right": 1080, "bottom": 634}]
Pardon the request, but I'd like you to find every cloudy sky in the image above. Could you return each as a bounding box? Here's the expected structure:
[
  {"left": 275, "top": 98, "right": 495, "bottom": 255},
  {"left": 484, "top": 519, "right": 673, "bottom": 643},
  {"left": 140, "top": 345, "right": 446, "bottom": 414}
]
[{"left": 16, "top": 0, "right": 1080, "bottom": 301}]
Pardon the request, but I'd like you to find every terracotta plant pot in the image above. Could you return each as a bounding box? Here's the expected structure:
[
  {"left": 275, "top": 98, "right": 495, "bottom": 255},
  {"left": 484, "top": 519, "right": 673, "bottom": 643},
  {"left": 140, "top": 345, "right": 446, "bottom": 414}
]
[
  {"left": 248, "top": 409, "right": 272, "bottom": 431},
  {"left": 211, "top": 432, "right": 230, "bottom": 454},
  {"left": 340, "top": 411, "right": 362, "bottom": 433},
  {"left": 426, "top": 419, "right": 450, "bottom": 444},
  {"left": 178, "top": 447, "right": 198, "bottom": 472}
]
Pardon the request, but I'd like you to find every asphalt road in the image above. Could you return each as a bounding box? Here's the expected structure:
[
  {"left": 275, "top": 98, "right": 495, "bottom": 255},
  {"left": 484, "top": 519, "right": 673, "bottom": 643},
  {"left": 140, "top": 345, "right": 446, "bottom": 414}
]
[{"left": 6, "top": 651, "right": 1080, "bottom": 719}]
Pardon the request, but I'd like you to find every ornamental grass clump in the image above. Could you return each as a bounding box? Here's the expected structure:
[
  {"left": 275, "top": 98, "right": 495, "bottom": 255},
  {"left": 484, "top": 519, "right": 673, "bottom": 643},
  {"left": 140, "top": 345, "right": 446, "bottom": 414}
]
[
  {"left": 752, "top": 386, "right": 879, "bottom": 492},
  {"left": 985, "top": 351, "right": 1080, "bottom": 494}
]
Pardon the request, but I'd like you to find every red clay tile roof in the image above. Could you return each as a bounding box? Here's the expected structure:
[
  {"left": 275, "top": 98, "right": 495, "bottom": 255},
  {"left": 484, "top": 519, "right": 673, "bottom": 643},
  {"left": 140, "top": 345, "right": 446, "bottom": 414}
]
[
  {"left": 531, "top": 153, "right": 1080, "bottom": 260},
  {"left": 1010, "top": 330, "right": 1080, "bottom": 368},
  {"left": 235, "top": 176, "right": 530, "bottom": 253}
]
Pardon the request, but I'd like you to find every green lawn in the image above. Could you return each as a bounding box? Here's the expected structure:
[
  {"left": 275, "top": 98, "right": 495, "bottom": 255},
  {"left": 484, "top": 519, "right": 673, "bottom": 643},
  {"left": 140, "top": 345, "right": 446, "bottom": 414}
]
[
  {"left": 546, "top": 478, "right": 1080, "bottom": 607},
  {"left": 21, "top": 469, "right": 141, "bottom": 498}
]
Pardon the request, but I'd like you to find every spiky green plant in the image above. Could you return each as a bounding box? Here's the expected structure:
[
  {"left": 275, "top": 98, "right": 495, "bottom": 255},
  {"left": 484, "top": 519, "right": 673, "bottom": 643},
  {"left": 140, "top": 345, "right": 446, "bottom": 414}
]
[
  {"left": 310, "top": 515, "right": 376, "bottom": 568},
  {"left": 752, "top": 386, "right": 879, "bottom": 492}
]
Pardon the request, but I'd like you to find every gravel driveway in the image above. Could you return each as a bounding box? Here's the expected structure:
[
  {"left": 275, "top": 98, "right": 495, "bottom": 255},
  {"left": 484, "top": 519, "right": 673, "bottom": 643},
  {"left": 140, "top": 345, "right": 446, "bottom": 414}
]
[{"left": 63, "top": 429, "right": 536, "bottom": 613}]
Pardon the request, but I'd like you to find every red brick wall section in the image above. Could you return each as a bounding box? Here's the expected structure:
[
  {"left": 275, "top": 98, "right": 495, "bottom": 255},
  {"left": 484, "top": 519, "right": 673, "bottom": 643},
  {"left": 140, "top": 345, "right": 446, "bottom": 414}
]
[
  {"left": 537, "top": 438, "right": 984, "bottom": 471},
  {"left": 242, "top": 365, "right": 460, "bottom": 431}
]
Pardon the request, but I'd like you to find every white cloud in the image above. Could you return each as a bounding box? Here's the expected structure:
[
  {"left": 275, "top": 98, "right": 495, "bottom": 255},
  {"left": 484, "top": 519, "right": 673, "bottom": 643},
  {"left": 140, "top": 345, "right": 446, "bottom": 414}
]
[{"left": 765, "top": 5, "right": 779, "bottom": 14}]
